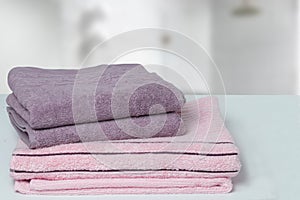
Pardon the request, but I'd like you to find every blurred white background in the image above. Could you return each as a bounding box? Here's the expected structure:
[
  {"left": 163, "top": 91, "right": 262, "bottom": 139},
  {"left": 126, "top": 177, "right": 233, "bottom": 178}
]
[{"left": 0, "top": 0, "right": 299, "bottom": 94}]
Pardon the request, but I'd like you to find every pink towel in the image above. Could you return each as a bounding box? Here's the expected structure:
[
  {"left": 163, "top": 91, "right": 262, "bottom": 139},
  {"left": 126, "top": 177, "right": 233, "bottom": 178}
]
[{"left": 10, "top": 97, "right": 241, "bottom": 194}]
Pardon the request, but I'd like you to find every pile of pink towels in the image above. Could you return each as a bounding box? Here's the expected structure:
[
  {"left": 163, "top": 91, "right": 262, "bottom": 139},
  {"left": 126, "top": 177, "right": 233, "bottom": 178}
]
[{"left": 10, "top": 97, "right": 241, "bottom": 194}]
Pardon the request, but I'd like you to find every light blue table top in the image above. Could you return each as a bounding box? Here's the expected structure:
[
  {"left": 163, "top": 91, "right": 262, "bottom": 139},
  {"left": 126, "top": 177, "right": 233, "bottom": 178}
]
[{"left": 0, "top": 94, "right": 299, "bottom": 200}]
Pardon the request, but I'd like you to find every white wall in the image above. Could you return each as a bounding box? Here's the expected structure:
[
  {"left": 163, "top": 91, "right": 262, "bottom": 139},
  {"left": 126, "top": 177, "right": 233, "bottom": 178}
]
[
  {"left": 0, "top": 0, "right": 63, "bottom": 93},
  {"left": 60, "top": 0, "right": 212, "bottom": 94},
  {"left": 0, "top": 0, "right": 298, "bottom": 94},
  {"left": 0, "top": 0, "right": 212, "bottom": 94},
  {"left": 211, "top": 0, "right": 298, "bottom": 94}
]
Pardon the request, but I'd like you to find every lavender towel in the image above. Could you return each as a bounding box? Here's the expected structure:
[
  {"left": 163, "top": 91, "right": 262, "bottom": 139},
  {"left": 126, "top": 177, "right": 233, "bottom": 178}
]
[
  {"left": 7, "top": 64, "right": 185, "bottom": 129},
  {"left": 7, "top": 106, "right": 184, "bottom": 149}
]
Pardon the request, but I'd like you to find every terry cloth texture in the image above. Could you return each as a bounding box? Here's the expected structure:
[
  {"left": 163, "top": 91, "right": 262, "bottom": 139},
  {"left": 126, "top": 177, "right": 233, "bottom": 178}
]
[
  {"left": 7, "top": 64, "right": 185, "bottom": 129},
  {"left": 7, "top": 104, "right": 184, "bottom": 149},
  {"left": 10, "top": 97, "right": 241, "bottom": 194}
]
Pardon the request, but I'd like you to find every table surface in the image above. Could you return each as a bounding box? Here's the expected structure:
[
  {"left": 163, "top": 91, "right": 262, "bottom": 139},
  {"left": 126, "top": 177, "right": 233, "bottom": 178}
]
[{"left": 0, "top": 94, "right": 299, "bottom": 200}]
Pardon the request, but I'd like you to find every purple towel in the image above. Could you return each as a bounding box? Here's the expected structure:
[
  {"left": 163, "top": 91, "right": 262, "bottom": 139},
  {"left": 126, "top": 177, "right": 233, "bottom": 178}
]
[
  {"left": 7, "top": 107, "right": 185, "bottom": 149},
  {"left": 7, "top": 64, "right": 185, "bottom": 129}
]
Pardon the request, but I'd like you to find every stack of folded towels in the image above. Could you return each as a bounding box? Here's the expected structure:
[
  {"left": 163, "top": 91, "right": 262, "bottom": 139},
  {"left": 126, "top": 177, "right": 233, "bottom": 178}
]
[{"left": 7, "top": 64, "right": 241, "bottom": 195}]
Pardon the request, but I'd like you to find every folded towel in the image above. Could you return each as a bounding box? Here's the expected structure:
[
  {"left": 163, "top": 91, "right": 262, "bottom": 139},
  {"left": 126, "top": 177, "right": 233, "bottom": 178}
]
[
  {"left": 14, "top": 178, "right": 233, "bottom": 194},
  {"left": 7, "top": 104, "right": 184, "bottom": 149},
  {"left": 10, "top": 97, "right": 241, "bottom": 194},
  {"left": 7, "top": 64, "right": 185, "bottom": 129}
]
